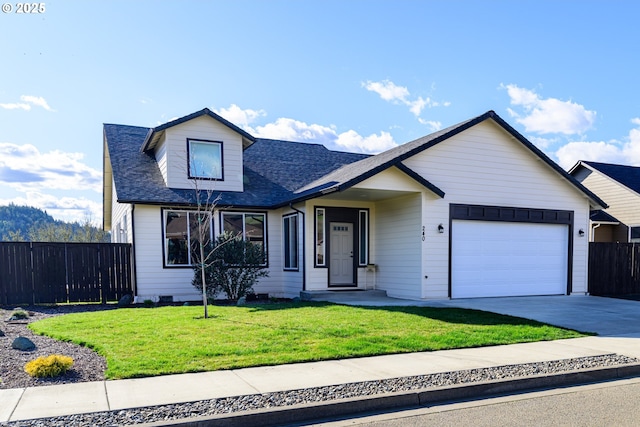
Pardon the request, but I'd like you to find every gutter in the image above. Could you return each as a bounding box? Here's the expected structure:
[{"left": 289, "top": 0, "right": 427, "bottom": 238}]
[{"left": 289, "top": 203, "right": 306, "bottom": 292}]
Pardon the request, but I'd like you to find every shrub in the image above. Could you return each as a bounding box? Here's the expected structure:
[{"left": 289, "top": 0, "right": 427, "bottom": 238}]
[
  {"left": 193, "top": 232, "right": 269, "bottom": 301},
  {"left": 10, "top": 310, "right": 29, "bottom": 320},
  {"left": 24, "top": 355, "right": 74, "bottom": 378}
]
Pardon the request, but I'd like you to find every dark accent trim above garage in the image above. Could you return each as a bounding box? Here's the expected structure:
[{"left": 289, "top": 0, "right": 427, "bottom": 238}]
[{"left": 450, "top": 204, "right": 573, "bottom": 225}]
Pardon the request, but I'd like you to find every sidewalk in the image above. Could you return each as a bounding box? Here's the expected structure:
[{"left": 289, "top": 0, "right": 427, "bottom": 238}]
[{"left": 2, "top": 335, "right": 640, "bottom": 425}]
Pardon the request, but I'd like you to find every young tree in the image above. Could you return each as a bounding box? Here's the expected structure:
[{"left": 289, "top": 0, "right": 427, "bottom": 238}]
[{"left": 186, "top": 173, "right": 221, "bottom": 319}]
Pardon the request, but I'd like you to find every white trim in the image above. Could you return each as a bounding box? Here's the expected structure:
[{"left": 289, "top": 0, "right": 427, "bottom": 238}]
[
  {"left": 283, "top": 213, "right": 299, "bottom": 271},
  {"left": 163, "top": 208, "right": 213, "bottom": 267},
  {"left": 220, "top": 211, "right": 268, "bottom": 266},
  {"left": 358, "top": 210, "right": 369, "bottom": 266},
  {"left": 315, "top": 208, "right": 326, "bottom": 266}
]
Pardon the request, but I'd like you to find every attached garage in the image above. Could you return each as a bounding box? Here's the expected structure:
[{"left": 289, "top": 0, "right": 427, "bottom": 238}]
[{"left": 449, "top": 204, "right": 573, "bottom": 299}]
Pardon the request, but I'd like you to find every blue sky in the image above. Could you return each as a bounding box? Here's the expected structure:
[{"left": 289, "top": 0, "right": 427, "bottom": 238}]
[{"left": 2, "top": 1, "right": 640, "bottom": 224}]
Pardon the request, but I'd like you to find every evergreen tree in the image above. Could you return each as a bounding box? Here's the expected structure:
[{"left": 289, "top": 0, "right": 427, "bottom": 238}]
[{"left": 0, "top": 204, "right": 110, "bottom": 242}]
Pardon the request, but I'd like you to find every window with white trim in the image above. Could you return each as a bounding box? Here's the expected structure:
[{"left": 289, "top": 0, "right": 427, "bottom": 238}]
[
  {"left": 283, "top": 213, "right": 298, "bottom": 270},
  {"left": 358, "top": 210, "right": 369, "bottom": 266},
  {"left": 188, "top": 139, "right": 223, "bottom": 180},
  {"left": 164, "top": 209, "right": 212, "bottom": 266},
  {"left": 630, "top": 226, "right": 640, "bottom": 242},
  {"left": 315, "top": 208, "right": 325, "bottom": 266},
  {"left": 222, "top": 212, "right": 267, "bottom": 265}
]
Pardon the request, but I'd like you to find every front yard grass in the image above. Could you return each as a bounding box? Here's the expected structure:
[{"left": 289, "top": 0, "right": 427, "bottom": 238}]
[{"left": 29, "top": 302, "right": 586, "bottom": 380}]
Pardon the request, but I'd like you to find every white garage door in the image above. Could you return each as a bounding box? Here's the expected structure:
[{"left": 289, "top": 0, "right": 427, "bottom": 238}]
[{"left": 451, "top": 220, "right": 568, "bottom": 298}]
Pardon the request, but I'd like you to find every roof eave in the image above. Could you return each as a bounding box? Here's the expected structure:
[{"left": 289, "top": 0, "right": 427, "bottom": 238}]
[
  {"left": 140, "top": 108, "right": 256, "bottom": 153},
  {"left": 395, "top": 163, "right": 445, "bottom": 198}
]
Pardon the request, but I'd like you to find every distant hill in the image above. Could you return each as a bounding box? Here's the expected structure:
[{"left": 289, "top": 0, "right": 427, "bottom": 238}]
[
  {"left": 0, "top": 204, "right": 109, "bottom": 242},
  {"left": 0, "top": 204, "right": 57, "bottom": 240}
]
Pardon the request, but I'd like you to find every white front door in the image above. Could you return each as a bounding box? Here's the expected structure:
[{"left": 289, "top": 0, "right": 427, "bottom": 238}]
[{"left": 330, "top": 222, "right": 354, "bottom": 286}]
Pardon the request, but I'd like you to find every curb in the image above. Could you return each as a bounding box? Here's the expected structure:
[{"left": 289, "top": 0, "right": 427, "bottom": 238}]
[{"left": 138, "top": 363, "right": 640, "bottom": 427}]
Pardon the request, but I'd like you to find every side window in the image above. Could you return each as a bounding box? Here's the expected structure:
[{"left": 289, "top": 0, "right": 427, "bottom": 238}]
[
  {"left": 358, "top": 210, "right": 369, "bottom": 266},
  {"left": 630, "top": 226, "right": 640, "bottom": 242},
  {"left": 315, "top": 208, "right": 325, "bottom": 266},
  {"left": 283, "top": 213, "right": 298, "bottom": 270}
]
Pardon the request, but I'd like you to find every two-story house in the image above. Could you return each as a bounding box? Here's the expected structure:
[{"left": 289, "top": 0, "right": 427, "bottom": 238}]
[{"left": 103, "top": 108, "right": 605, "bottom": 302}]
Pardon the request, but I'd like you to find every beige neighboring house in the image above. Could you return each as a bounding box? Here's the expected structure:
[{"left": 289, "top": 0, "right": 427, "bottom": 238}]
[
  {"left": 570, "top": 161, "right": 640, "bottom": 243},
  {"left": 103, "top": 108, "right": 606, "bottom": 303}
]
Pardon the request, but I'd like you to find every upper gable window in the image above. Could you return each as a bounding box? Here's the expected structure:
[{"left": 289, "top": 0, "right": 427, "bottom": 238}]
[{"left": 188, "top": 139, "right": 223, "bottom": 180}]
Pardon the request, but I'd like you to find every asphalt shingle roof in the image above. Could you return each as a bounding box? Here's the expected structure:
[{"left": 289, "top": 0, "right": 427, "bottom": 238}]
[
  {"left": 590, "top": 209, "right": 620, "bottom": 224},
  {"left": 104, "top": 124, "right": 369, "bottom": 208},
  {"left": 583, "top": 161, "right": 640, "bottom": 195},
  {"left": 104, "top": 110, "right": 607, "bottom": 210}
]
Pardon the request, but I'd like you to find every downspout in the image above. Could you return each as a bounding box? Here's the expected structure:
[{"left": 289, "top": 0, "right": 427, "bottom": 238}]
[
  {"left": 289, "top": 203, "right": 306, "bottom": 291},
  {"left": 130, "top": 204, "right": 138, "bottom": 300},
  {"left": 591, "top": 223, "right": 601, "bottom": 242}
]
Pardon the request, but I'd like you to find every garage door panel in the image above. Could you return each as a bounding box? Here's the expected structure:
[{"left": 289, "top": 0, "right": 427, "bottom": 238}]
[{"left": 452, "top": 220, "right": 568, "bottom": 298}]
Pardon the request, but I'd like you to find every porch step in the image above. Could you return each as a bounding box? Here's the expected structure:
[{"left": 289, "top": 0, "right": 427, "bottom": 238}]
[{"left": 300, "top": 289, "right": 387, "bottom": 302}]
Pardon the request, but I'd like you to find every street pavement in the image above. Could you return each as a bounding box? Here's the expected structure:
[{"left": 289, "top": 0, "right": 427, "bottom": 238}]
[{"left": 312, "top": 377, "right": 640, "bottom": 427}]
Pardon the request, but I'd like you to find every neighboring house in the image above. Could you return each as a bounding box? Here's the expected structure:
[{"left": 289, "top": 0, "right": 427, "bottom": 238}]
[
  {"left": 103, "top": 109, "right": 606, "bottom": 302},
  {"left": 570, "top": 160, "right": 640, "bottom": 242}
]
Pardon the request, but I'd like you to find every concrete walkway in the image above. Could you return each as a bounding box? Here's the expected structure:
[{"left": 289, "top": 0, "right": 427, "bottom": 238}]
[{"left": 2, "top": 295, "right": 640, "bottom": 424}]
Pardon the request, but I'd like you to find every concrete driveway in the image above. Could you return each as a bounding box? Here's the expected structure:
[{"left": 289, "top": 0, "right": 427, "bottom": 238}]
[
  {"left": 305, "top": 291, "right": 640, "bottom": 337},
  {"left": 423, "top": 295, "right": 640, "bottom": 337}
]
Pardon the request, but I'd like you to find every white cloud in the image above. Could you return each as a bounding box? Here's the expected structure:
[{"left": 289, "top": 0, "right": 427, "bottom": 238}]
[
  {"left": 216, "top": 104, "right": 397, "bottom": 154},
  {"left": 418, "top": 119, "right": 442, "bottom": 132},
  {"left": 556, "top": 141, "right": 626, "bottom": 169},
  {"left": 0, "top": 95, "right": 55, "bottom": 111},
  {"left": 252, "top": 118, "right": 338, "bottom": 145},
  {"left": 0, "top": 142, "right": 102, "bottom": 193},
  {"left": 214, "top": 104, "right": 266, "bottom": 127},
  {"left": 555, "top": 118, "right": 640, "bottom": 169},
  {"left": 528, "top": 136, "right": 558, "bottom": 150},
  {"left": 0, "top": 192, "right": 102, "bottom": 224},
  {"left": 252, "top": 116, "right": 398, "bottom": 154},
  {"left": 20, "top": 95, "right": 54, "bottom": 111},
  {"left": 363, "top": 80, "right": 410, "bottom": 102},
  {"left": 502, "top": 84, "right": 595, "bottom": 135},
  {"left": 0, "top": 102, "right": 31, "bottom": 110},
  {"left": 363, "top": 79, "right": 448, "bottom": 120},
  {"left": 335, "top": 130, "right": 397, "bottom": 153}
]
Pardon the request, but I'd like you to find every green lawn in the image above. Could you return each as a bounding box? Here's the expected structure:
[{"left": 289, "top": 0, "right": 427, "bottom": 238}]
[{"left": 29, "top": 302, "right": 586, "bottom": 380}]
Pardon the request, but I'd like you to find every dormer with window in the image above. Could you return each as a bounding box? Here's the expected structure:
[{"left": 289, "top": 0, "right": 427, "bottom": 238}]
[{"left": 140, "top": 108, "right": 255, "bottom": 192}]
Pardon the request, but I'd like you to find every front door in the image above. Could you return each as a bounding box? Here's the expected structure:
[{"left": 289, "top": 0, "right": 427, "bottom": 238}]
[{"left": 329, "top": 222, "right": 354, "bottom": 286}]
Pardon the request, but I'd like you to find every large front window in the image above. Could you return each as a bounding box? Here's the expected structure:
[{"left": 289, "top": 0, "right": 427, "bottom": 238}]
[
  {"left": 164, "top": 210, "right": 212, "bottom": 266},
  {"left": 222, "top": 212, "right": 267, "bottom": 265},
  {"left": 188, "top": 139, "right": 223, "bottom": 180}
]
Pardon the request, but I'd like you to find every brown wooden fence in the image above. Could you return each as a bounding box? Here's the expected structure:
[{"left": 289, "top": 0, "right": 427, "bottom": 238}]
[
  {"left": 0, "top": 242, "right": 133, "bottom": 305},
  {"left": 589, "top": 242, "right": 640, "bottom": 296}
]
